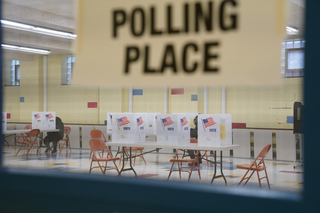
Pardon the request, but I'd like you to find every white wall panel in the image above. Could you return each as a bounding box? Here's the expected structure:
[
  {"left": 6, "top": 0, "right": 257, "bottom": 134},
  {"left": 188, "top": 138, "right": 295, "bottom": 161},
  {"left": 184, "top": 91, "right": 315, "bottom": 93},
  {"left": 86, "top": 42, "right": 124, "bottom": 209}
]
[
  {"left": 254, "top": 130, "right": 273, "bottom": 160},
  {"left": 81, "top": 125, "right": 94, "bottom": 149},
  {"left": 276, "top": 130, "right": 296, "bottom": 161},
  {"left": 67, "top": 125, "right": 80, "bottom": 149},
  {"left": 233, "top": 129, "right": 251, "bottom": 158}
]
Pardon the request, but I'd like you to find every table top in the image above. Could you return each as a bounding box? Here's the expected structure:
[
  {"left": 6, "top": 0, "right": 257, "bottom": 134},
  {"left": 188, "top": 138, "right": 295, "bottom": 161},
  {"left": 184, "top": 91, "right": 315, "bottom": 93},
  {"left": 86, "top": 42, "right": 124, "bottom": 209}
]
[
  {"left": 3, "top": 129, "right": 59, "bottom": 134},
  {"left": 106, "top": 141, "right": 239, "bottom": 151}
]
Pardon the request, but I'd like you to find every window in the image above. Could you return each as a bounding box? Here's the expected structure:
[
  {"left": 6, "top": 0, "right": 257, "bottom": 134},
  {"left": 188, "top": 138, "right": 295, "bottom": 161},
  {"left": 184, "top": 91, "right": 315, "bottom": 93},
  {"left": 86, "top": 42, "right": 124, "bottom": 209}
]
[
  {"left": 10, "top": 60, "right": 20, "bottom": 86},
  {"left": 282, "top": 39, "right": 305, "bottom": 78},
  {"left": 61, "top": 56, "right": 75, "bottom": 85}
]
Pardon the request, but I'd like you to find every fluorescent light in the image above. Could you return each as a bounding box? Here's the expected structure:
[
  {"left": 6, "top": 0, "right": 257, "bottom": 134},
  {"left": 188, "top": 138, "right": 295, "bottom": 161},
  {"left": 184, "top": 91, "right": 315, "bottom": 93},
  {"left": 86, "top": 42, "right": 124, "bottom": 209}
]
[
  {"left": 286, "top": 26, "right": 299, "bottom": 35},
  {"left": 1, "top": 20, "right": 77, "bottom": 39},
  {"left": 2, "top": 44, "right": 51, "bottom": 55}
]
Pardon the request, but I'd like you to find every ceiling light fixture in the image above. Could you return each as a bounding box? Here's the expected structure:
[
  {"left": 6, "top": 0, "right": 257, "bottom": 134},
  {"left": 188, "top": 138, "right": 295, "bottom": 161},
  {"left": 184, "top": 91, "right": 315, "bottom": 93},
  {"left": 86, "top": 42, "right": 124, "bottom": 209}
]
[
  {"left": 286, "top": 26, "right": 299, "bottom": 35},
  {"left": 2, "top": 44, "right": 51, "bottom": 55},
  {"left": 1, "top": 20, "right": 77, "bottom": 39}
]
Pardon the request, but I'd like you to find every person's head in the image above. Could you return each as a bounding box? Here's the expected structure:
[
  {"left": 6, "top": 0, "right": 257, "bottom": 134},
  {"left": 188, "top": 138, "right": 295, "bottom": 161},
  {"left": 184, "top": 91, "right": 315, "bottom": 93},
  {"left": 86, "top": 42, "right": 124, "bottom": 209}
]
[{"left": 194, "top": 115, "right": 198, "bottom": 127}]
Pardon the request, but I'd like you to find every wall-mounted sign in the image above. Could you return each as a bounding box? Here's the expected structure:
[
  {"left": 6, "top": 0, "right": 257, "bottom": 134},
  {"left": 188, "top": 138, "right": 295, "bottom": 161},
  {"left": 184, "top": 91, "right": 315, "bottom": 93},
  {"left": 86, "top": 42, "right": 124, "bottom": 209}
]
[{"left": 74, "top": 0, "right": 286, "bottom": 87}]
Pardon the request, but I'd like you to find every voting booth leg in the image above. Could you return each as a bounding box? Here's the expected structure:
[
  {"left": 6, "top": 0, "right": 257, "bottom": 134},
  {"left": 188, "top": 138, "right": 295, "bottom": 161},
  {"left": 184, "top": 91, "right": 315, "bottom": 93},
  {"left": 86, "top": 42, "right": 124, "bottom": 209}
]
[
  {"left": 210, "top": 151, "right": 227, "bottom": 185},
  {"left": 118, "top": 147, "right": 137, "bottom": 177}
]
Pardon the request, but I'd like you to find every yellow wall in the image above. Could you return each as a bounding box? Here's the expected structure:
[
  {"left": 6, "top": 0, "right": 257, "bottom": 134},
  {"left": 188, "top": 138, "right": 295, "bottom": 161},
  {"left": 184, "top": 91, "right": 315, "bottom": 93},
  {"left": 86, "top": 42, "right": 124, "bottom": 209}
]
[
  {"left": 226, "top": 78, "right": 303, "bottom": 128},
  {"left": 3, "top": 54, "right": 303, "bottom": 128},
  {"left": 132, "top": 87, "right": 164, "bottom": 113},
  {"left": 169, "top": 87, "right": 199, "bottom": 114}
]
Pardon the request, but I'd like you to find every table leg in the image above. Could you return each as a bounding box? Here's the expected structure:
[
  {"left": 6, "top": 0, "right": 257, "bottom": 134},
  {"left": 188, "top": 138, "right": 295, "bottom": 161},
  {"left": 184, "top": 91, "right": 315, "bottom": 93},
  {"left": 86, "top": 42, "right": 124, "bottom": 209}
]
[
  {"left": 210, "top": 150, "right": 227, "bottom": 185},
  {"left": 118, "top": 147, "right": 137, "bottom": 177}
]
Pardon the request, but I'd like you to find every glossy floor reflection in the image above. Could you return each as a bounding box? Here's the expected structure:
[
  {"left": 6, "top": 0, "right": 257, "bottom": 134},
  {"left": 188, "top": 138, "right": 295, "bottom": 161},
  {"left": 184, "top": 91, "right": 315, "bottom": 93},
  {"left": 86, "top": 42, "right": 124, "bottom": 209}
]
[{"left": 2, "top": 146, "right": 303, "bottom": 193}]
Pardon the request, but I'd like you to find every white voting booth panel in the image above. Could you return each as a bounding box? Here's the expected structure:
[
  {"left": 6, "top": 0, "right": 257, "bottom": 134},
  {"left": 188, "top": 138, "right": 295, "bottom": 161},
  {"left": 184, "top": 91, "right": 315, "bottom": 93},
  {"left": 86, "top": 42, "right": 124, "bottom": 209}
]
[
  {"left": 82, "top": 125, "right": 94, "bottom": 149},
  {"left": 134, "top": 113, "right": 146, "bottom": 142},
  {"left": 254, "top": 129, "right": 273, "bottom": 160},
  {"left": 112, "top": 113, "right": 135, "bottom": 143},
  {"left": 175, "top": 114, "right": 191, "bottom": 144},
  {"left": 32, "top": 112, "right": 56, "bottom": 130},
  {"left": 2, "top": 112, "right": 6, "bottom": 131},
  {"left": 233, "top": 129, "right": 251, "bottom": 158},
  {"left": 143, "top": 113, "right": 158, "bottom": 136},
  {"left": 68, "top": 125, "right": 80, "bottom": 149},
  {"left": 107, "top": 112, "right": 121, "bottom": 134},
  {"left": 157, "top": 114, "right": 179, "bottom": 144},
  {"left": 276, "top": 130, "right": 296, "bottom": 161}
]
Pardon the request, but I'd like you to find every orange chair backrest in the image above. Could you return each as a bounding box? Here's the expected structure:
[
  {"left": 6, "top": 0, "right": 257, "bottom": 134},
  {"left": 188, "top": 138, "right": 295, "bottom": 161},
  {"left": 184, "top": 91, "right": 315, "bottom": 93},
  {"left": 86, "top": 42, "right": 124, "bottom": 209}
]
[
  {"left": 257, "top": 144, "right": 272, "bottom": 158},
  {"left": 24, "top": 124, "right": 32, "bottom": 130},
  {"left": 27, "top": 129, "right": 40, "bottom": 137},
  {"left": 90, "top": 130, "right": 106, "bottom": 141},
  {"left": 190, "top": 138, "right": 198, "bottom": 143},
  {"left": 89, "top": 138, "right": 106, "bottom": 151},
  {"left": 64, "top": 126, "right": 71, "bottom": 135}
]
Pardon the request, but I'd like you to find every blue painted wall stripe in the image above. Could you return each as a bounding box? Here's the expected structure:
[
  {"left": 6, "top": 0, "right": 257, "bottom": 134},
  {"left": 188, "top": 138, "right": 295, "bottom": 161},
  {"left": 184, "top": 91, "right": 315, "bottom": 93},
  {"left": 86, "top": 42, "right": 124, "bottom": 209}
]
[{"left": 133, "top": 89, "right": 143, "bottom": 96}]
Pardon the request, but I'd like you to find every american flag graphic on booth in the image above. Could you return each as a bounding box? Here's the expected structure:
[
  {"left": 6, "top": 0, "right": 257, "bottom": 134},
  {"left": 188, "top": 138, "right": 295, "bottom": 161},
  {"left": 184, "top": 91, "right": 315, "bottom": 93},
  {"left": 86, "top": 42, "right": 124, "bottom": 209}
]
[
  {"left": 117, "top": 116, "right": 130, "bottom": 127},
  {"left": 34, "top": 113, "right": 41, "bottom": 120},
  {"left": 162, "top": 117, "right": 173, "bottom": 128},
  {"left": 180, "top": 117, "right": 188, "bottom": 127},
  {"left": 46, "top": 113, "right": 54, "bottom": 120},
  {"left": 137, "top": 117, "right": 143, "bottom": 126},
  {"left": 202, "top": 117, "right": 216, "bottom": 128}
]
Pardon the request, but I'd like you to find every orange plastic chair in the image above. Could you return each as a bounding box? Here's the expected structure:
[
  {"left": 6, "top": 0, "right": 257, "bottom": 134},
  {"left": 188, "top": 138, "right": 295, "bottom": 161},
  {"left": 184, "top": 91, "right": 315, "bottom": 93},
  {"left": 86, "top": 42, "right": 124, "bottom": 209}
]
[
  {"left": 57, "top": 126, "right": 71, "bottom": 153},
  {"left": 15, "top": 129, "right": 40, "bottom": 157},
  {"left": 89, "top": 138, "right": 120, "bottom": 175},
  {"left": 167, "top": 138, "right": 201, "bottom": 181},
  {"left": 119, "top": 147, "right": 146, "bottom": 166},
  {"left": 237, "top": 144, "right": 272, "bottom": 189},
  {"left": 89, "top": 130, "right": 112, "bottom": 158},
  {"left": 14, "top": 124, "right": 32, "bottom": 148}
]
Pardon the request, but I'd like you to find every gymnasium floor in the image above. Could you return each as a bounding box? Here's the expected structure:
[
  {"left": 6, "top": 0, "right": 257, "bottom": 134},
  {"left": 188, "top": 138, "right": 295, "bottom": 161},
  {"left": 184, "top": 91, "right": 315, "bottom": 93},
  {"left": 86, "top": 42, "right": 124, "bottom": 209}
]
[{"left": 2, "top": 146, "right": 303, "bottom": 193}]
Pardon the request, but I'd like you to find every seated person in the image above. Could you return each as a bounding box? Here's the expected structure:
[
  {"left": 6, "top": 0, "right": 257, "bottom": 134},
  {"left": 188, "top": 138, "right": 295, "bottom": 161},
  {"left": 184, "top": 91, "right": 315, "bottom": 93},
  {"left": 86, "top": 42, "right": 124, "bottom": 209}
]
[
  {"left": 187, "top": 115, "right": 202, "bottom": 165},
  {"left": 44, "top": 116, "right": 64, "bottom": 154}
]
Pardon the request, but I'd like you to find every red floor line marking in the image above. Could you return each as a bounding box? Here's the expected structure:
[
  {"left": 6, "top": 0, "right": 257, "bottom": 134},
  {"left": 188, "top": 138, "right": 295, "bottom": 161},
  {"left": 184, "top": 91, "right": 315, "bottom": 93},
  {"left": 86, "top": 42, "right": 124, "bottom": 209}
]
[{"left": 279, "top": 170, "right": 303, "bottom": 174}]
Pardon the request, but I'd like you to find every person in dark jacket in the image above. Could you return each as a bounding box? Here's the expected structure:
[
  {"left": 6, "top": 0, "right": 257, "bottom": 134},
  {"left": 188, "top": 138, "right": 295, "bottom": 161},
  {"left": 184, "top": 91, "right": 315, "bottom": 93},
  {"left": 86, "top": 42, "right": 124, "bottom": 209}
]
[
  {"left": 44, "top": 117, "right": 64, "bottom": 154},
  {"left": 187, "top": 115, "right": 202, "bottom": 165}
]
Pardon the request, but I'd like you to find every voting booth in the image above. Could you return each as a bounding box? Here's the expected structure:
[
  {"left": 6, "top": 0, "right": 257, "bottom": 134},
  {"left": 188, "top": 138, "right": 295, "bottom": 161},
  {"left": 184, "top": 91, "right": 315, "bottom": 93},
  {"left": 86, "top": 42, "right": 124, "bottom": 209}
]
[
  {"left": 157, "top": 114, "right": 178, "bottom": 144},
  {"left": 134, "top": 113, "right": 147, "bottom": 142},
  {"left": 2, "top": 112, "right": 6, "bottom": 131},
  {"left": 32, "top": 112, "right": 56, "bottom": 130},
  {"left": 111, "top": 113, "right": 135, "bottom": 143},
  {"left": 219, "top": 114, "right": 232, "bottom": 145},
  {"left": 145, "top": 113, "right": 158, "bottom": 136},
  {"left": 107, "top": 112, "right": 120, "bottom": 134},
  {"left": 175, "top": 114, "right": 191, "bottom": 144},
  {"left": 198, "top": 114, "right": 232, "bottom": 146}
]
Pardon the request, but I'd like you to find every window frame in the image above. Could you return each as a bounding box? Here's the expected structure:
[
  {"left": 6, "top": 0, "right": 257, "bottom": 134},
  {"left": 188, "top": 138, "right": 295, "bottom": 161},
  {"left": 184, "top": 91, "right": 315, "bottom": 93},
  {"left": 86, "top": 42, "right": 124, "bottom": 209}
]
[{"left": 0, "top": 1, "right": 319, "bottom": 212}]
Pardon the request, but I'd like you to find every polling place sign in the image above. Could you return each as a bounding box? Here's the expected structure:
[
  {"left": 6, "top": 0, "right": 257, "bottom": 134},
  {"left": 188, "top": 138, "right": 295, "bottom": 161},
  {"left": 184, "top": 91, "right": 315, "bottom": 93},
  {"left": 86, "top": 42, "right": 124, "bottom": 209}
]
[{"left": 74, "top": 0, "right": 286, "bottom": 87}]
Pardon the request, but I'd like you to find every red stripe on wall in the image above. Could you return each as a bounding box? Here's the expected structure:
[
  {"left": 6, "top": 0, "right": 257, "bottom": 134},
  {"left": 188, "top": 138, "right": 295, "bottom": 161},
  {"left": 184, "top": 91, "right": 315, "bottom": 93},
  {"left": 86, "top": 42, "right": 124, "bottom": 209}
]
[
  {"left": 171, "top": 88, "right": 184, "bottom": 95},
  {"left": 88, "top": 102, "right": 97, "bottom": 108},
  {"left": 232, "top": 123, "right": 246, "bottom": 128},
  {"left": 7, "top": 113, "right": 11, "bottom": 119}
]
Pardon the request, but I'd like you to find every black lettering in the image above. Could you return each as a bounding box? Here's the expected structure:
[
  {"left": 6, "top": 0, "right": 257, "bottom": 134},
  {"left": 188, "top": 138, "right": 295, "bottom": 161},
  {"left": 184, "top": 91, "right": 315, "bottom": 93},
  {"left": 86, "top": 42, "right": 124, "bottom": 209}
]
[
  {"left": 160, "top": 45, "right": 177, "bottom": 73},
  {"left": 184, "top": 4, "right": 189, "bottom": 33},
  {"left": 131, "top": 8, "right": 145, "bottom": 36},
  {"left": 195, "top": 1, "right": 213, "bottom": 32},
  {"left": 204, "top": 42, "right": 219, "bottom": 72},
  {"left": 182, "top": 43, "right": 198, "bottom": 73},
  {"left": 151, "top": 7, "right": 163, "bottom": 35},
  {"left": 125, "top": 46, "right": 140, "bottom": 74},
  {"left": 113, "top": 10, "right": 126, "bottom": 38},
  {"left": 219, "top": 0, "right": 238, "bottom": 31},
  {"left": 144, "top": 46, "right": 157, "bottom": 73},
  {"left": 167, "top": 5, "right": 180, "bottom": 34}
]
